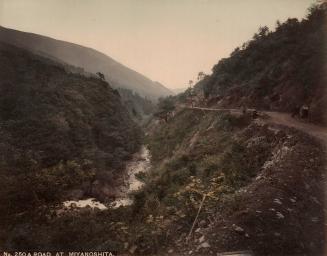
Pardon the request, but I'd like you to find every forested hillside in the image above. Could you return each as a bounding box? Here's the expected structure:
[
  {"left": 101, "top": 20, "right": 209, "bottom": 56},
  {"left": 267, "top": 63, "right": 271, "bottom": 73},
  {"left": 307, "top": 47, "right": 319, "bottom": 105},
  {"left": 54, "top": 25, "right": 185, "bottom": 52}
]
[
  {"left": 195, "top": 4, "right": 326, "bottom": 123},
  {"left": 118, "top": 88, "right": 155, "bottom": 122},
  {"left": 0, "top": 42, "right": 142, "bottom": 229},
  {"left": 1, "top": 2, "right": 326, "bottom": 255},
  {"left": 0, "top": 26, "right": 173, "bottom": 100}
]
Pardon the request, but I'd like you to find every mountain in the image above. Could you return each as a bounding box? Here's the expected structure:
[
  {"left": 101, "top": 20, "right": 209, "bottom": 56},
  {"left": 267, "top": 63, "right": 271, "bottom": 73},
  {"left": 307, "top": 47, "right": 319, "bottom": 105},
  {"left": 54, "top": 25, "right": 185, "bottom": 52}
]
[
  {"left": 191, "top": 4, "right": 326, "bottom": 123},
  {"left": 172, "top": 87, "right": 188, "bottom": 95},
  {"left": 1, "top": 3, "right": 326, "bottom": 254},
  {"left": 0, "top": 26, "right": 173, "bottom": 100},
  {"left": 0, "top": 42, "right": 142, "bottom": 215}
]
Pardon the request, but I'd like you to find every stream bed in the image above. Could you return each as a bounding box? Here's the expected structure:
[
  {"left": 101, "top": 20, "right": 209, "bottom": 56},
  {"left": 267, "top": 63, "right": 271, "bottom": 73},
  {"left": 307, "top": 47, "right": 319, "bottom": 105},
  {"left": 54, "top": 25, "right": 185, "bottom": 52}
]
[{"left": 62, "top": 145, "right": 151, "bottom": 210}]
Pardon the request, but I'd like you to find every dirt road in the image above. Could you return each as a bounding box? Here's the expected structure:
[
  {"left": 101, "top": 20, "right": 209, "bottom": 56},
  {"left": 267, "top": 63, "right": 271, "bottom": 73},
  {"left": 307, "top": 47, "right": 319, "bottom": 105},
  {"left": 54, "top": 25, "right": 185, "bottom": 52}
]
[
  {"left": 186, "top": 106, "right": 327, "bottom": 255},
  {"left": 186, "top": 106, "right": 327, "bottom": 144},
  {"left": 264, "top": 111, "right": 327, "bottom": 144}
]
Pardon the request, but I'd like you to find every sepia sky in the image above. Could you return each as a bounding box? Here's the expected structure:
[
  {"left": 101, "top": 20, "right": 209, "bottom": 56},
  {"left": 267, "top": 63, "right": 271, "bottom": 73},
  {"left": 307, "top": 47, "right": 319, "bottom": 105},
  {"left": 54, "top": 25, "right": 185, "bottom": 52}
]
[{"left": 0, "top": 0, "right": 316, "bottom": 89}]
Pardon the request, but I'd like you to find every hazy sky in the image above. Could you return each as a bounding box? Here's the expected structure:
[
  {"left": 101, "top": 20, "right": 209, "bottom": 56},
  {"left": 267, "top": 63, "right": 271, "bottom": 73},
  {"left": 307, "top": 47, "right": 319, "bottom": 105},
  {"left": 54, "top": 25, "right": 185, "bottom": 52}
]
[{"left": 0, "top": 0, "right": 316, "bottom": 89}]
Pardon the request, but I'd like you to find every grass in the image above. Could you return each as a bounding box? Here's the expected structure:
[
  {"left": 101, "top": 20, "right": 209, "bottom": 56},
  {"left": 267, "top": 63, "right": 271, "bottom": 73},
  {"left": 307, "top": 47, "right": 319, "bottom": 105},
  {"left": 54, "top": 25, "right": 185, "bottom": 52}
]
[{"left": 3, "top": 109, "right": 271, "bottom": 254}]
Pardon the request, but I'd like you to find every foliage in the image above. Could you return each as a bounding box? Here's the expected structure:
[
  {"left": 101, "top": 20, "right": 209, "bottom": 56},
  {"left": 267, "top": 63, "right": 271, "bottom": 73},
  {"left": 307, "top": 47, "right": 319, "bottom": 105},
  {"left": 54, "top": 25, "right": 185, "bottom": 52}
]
[
  {"left": 0, "top": 42, "right": 142, "bottom": 173},
  {"left": 189, "top": 4, "right": 326, "bottom": 122},
  {"left": 0, "top": 42, "right": 143, "bottom": 245},
  {"left": 154, "top": 96, "right": 176, "bottom": 122},
  {"left": 138, "top": 110, "right": 272, "bottom": 250},
  {"left": 96, "top": 72, "right": 105, "bottom": 80},
  {"left": 0, "top": 26, "right": 172, "bottom": 101},
  {"left": 118, "top": 88, "right": 155, "bottom": 122}
]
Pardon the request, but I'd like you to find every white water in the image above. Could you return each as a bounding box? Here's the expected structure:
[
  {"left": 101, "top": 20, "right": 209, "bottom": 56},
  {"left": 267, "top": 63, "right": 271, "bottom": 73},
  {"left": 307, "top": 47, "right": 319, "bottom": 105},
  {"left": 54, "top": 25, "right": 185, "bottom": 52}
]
[
  {"left": 63, "top": 198, "right": 107, "bottom": 210},
  {"left": 62, "top": 145, "right": 151, "bottom": 210},
  {"left": 109, "top": 145, "right": 151, "bottom": 208}
]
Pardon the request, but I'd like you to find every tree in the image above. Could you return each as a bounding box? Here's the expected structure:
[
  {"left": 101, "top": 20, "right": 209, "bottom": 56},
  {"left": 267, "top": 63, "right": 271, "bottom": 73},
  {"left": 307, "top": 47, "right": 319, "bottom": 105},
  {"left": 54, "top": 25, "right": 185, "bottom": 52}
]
[
  {"left": 252, "top": 33, "right": 260, "bottom": 41},
  {"left": 96, "top": 72, "right": 105, "bottom": 80},
  {"left": 188, "top": 80, "right": 195, "bottom": 107},
  {"left": 276, "top": 20, "right": 281, "bottom": 28},
  {"left": 203, "top": 86, "right": 210, "bottom": 99},
  {"left": 241, "top": 41, "right": 250, "bottom": 50},
  {"left": 306, "top": 2, "right": 326, "bottom": 20},
  {"left": 231, "top": 47, "right": 240, "bottom": 56},
  {"left": 197, "top": 72, "right": 205, "bottom": 81},
  {"left": 258, "top": 26, "right": 269, "bottom": 37},
  {"left": 154, "top": 97, "right": 175, "bottom": 122},
  {"left": 252, "top": 26, "right": 269, "bottom": 41}
]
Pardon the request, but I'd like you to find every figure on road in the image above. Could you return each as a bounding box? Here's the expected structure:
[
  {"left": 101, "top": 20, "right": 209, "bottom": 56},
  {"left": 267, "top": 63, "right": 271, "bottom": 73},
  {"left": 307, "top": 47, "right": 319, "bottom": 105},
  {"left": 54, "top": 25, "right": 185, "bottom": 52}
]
[{"left": 300, "top": 104, "right": 309, "bottom": 119}]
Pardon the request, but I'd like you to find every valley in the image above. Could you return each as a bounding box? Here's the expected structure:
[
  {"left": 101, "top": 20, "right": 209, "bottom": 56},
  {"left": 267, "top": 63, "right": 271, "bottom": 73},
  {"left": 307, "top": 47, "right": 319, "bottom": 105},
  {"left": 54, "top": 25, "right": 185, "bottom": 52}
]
[
  {"left": 109, "top": 145, "right": 151, "bottom": 209},
  {"left": 60, "top": 145, "right": 151, "bottom": 211},
  {"left": 0, "top": 1, "right": 326, "bottom": 256}
]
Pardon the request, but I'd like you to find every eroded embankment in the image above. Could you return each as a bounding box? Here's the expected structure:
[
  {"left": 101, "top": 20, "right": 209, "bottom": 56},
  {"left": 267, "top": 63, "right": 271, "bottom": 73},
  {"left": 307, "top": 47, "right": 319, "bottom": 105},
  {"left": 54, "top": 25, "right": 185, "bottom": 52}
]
[
  {"left": 9, "top": 110, "right": 324, "bottom": 254},
  {"left": 145, "top": 109, "right": 326, "bottom": 256},
  {"left": 184, "top": 124, "right": 326, "bottom": 256}
]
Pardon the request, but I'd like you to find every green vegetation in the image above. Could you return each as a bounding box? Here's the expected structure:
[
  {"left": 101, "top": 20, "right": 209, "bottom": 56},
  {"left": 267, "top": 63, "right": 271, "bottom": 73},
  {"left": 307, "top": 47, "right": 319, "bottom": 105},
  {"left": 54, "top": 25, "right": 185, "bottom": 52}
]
[
  {"left": 0, "top": 26, "right": 173, "bottom": 100},
  {"left": 127, "top": 109, "right": 270, "bottom": 252},
  {"left": 193, "top": 3, "right": 326, "bottom": 123},
  {"left": 153, "top": 96, "right": 176, "bottom": 123},
  {"left": 118, "top": 88, "right": 155, "bottom": 122},
  {"left": 1, "top": 106, "right": 270, "bottom": 254},
  {"left": 0, "top": 42, "right": 142, "bottom": 247},
  {"left": 1, "top": 3, "right": 325, "bottom": 254}
]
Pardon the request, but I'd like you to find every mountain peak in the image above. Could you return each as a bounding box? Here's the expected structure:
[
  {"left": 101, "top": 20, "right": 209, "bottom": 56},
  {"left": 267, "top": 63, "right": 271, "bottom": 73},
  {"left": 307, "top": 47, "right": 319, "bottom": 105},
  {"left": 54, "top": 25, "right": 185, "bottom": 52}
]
[{"left": 0, "top": 26, "right": 173, "bottom": 100}]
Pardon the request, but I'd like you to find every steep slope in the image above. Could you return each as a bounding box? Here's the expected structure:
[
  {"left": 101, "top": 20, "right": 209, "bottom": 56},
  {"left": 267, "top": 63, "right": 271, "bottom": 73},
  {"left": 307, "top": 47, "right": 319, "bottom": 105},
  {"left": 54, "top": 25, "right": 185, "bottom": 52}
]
[
  {"left": 192, "top": 4, "right": 326, "bottom": 123},
  {"left": 0, "top": 42, "right": 142, "bottom": 214},
  {"left": 118, "top": 88, "right": 155, "bottom": 122},
  {"left": 140, "top": 109, "right": 325, "bottom": 255},
  {"left": 0, "top": 26, "right": 172, "bottom": 100}
]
